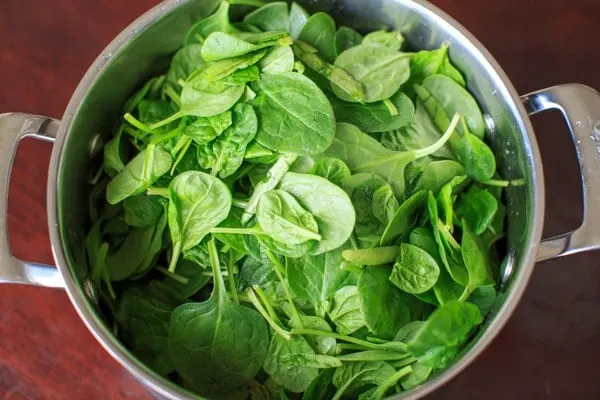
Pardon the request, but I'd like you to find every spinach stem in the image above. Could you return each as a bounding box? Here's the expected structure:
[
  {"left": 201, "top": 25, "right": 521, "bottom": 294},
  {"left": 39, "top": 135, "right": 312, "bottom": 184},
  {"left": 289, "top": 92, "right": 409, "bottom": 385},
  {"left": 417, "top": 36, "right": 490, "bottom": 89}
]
[
  {"left": 102, "top": 265, "right": 117, "bottom": 300},
  {"left": 242, "top": 153, "right": 297, "bottom": 224},
  {"left": 228, "top": 0, "right": 267, "bottom": 7},
  {"left": 264, "top": 249, "right": 303, "bottom": 327},
  {"left": 177, "top": 79, "right": 187, "bottom": 88},
  {"left": 227, "top": 254, "right": 239, "bottom": 304},
  {"left": 232, "top": 199, "right": 249, "bottom": 209},
  {"left": 149, "top": 127, "right": 183, "bottom": 145},
  {"left": 371, "top": 366, "right": 413, "bottom": 399},
  {"left": 147, "top": 187, "right": 169, "bottom": 197},
  {"left": 336, "top": 343, "right": 367, "bottom": 351},
  {"left": 458, "top": 285, "right": 473, "bottom": 302},
  {"left": 390, "top": 356, "right": 417, "bottom": 368},
  {"left": 481, "top": 178, "right": 526, "bottom": 187},
  {"left": 292, "top": 328, "right": 406, "bottom": 351},
  {"left": 156, "top": 266, "right": 190, "bottom": 285},
  {"left": 414, "top": 112, "right": 460, "bottom": 159},
  {"left": 208, "top": 238, "right": 228, "bottom": 304},
  {"left": 170, "top": 136, "right": 192, "bottom": 175},
  {"left": 383, "top": 98, "right": 399, "bottom": 116},
  {"left": 168, "top": 241, "right": 182, "bottom": 273},
  {"left": 91, "top": 242, "right": 109, "bottom": 282},
  {"left": 253, "top": 285, "right": 282, "bottom": 325},
  {"left": 337, "top": 351, "right": 410, "bottom": 362},
  {"left": 194, "top": 33, "right": 205, "bottom": 45},
  {"left": 149, "top": 110, "right": 184, "bottom": 131},
  {"left": 124, "top": 113, "right": 152, "bottom": 133},
  {"left": 209, "top": 227, "right": 264, "bottom": 235},
  {"left": 247, "top": 288, "right": 292, "bottom": 340},
  {"left": 163, "top": 85, "right": 182, "bottom": 107}
]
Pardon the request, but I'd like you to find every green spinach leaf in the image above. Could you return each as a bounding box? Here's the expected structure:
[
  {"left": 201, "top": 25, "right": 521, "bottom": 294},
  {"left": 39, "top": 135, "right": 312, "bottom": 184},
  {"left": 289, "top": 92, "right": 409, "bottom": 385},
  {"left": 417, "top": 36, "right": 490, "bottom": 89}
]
[{"left": 169, "top": 239, "right": 269, "bottom": 396}]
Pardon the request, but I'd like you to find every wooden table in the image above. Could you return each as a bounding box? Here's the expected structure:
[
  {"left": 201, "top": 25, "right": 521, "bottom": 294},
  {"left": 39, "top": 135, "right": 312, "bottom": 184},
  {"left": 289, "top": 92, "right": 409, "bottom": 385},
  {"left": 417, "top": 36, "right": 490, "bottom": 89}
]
[{"left": 1, "top": 0, "right": 600, "bottom": 398}]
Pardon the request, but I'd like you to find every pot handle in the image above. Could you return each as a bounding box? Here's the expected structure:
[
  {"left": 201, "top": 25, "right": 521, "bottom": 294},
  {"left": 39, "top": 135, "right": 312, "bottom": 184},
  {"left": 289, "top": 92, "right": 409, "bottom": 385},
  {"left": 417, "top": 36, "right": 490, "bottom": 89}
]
[
  {"left": 0, "top": 113, "right": 64, "bottom": 288},
  {"left": 522, "top": 84, "right": 600, "bottom": 262}
]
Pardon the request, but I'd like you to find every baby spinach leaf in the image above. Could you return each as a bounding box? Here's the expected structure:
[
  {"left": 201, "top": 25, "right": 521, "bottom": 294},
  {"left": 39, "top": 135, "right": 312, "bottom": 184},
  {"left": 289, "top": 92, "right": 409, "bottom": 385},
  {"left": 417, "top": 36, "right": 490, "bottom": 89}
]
[
  {"left": 253, "top": 72, "right": 336, "bottom": 156},
  {"left": 212, "top": 102, "right": 258, "bottom": 178},
  {"left": 302, "top": 369, "right": 336, "bottom": 400},
  {"left": 389, "top": 243, "right": 441, "bottom": 294},
  {"left": 116, "top": 286, "right": 176, "bottom": 376},
  {"left": 325, "top": 118, "right": 458, "bottom": 198},
  {"left": 333, "top": 43, "right": 411, "bottom": 103},
  {"left": 308, "top": 157, "right": 351, "bottom": 186},
  {"left": 180, "top": 76, "right": 245, "bottom": 118},
  {"left": 380, "top": 99, "right": 453, "bottom": 159},
  {"left": 358, "top": 266, "right": 411, "bottom": 339},
  {"left": 169, "top": 239, "right": 269, "bottom": 396},
  {"left": 372, "top": 184, "right": 399, "bottom": 225},
  {"left": 286, "top": 243, "right": 351, "bottom": 317},
  {"left": 103, "top": 127, "right": 126, "bottom": 177},
  {"left": 279, "top": 172, "right": 356, "bottom": 254},
  {"left": 328, "top": 286, "right": 366, "bottom": 335},
  {"left": 331, "top": 361, "right": 396, "bottom": 400},
  {"left": 263, "top": 332, "right": 319, "bottom": 393},
  {"left": 201, "top": 31, "right": 291, "bottom": 62},
  {"left": 260, "top": 45, "right": 294, "bottom": 74},
  {"left": 123, "top": 194, "right": 165, "bottom": 228},
  {"left": 289, "top": 2, "right": 310, "bottom": 39},
  {"left": 360, "top": 365, "right": 413, "bottom": 400},
  {"left": 456, "top": 187, "right": 498, "bottom": 235},
  {"left": 414, "top": 83, "right": 496, "bottom": 181},
  {"left": 399, "top": 362, "right": 432, "bottom": 390},
  {"left": 405, "top": 43, "right": 464, "bottom": 89},
  {"left": 334, "top": 26, "right": 362, "bottom": 56},
  {"left": 413, "top": 160, "right": 465, "bottom": 195},
  {"left": 242, "top": 153, "right": 298, "bottom": 224},
  {"left": 257, "top": 190, "right": 321, "bottom": 245},
  {"left": 184, "top": 1, "right": 234, "bottom": 45},
  {"left": 422, "top": 74, "right": 485, "bottom": 137},
  {"left": 362, "top": 30, "right": 404, "bottom": 51},
  {"left": 346, "top": 176, "right": 388, "bottom": 241},
  {"left": 291, "top": 315, "right": 337, "bottom": 355},
  {"left": 297, "top": 12, "right": 337, "bottom": 62},
  {"left": 106, "top": 145, "right": 172, "bottom": 205},
  {"left": 257, "top": 230, "right": 316, "bottom": 258},
  {"left": 220, "top": 65, "right": 261, "bottom": 85},
  {"left": 244, "top": 2, "right": 290, "bottom": 31},
  {"left": 427, "top": 192, "right": 468, "bottom": 285},
  {"left": 161, "top": 258, "right": 210, "bottom": 298},
  {"left": 184, "top": 111, "right": 232, "bottom": 144},
  {"left": 329, "top": 90, "right": 414, "bottom": 133},
  {"left": 468, "top": 285, "right": 497, "bottom": 316},
  {"left": 407, "top": 300, "right": 482, "bottom": 368},
  {"left": 292, "top": 41, "right": 365, "bottom": 104},
  {"left": 380, "top": 190, "right": 427, "bottom": 246},
  {"left": 437, "top": 175, "right": 469, "bottom": 230},
  {"left": 167, "top": 171, "right": 232, "bottom": 272},
  {"left": 459, "top": 221, "right": 496, "bottom": 300},
  {"left": 166, "top": 44, "right": 205, "bottom": 89}
]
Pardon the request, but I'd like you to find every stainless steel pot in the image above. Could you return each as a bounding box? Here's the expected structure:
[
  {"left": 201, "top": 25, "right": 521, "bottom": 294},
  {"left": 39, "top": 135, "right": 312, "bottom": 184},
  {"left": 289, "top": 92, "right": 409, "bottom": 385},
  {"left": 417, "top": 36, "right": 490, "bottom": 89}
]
[{"left": 2, "top": 0, "right": 600, "bottom": 398}]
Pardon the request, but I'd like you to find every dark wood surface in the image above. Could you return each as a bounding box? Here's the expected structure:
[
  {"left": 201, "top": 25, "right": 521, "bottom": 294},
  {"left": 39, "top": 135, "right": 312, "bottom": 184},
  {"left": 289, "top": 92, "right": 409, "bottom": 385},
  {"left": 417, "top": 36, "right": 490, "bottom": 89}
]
[{"left": 1, "top": 0, "right": 600, "bottom": 399}]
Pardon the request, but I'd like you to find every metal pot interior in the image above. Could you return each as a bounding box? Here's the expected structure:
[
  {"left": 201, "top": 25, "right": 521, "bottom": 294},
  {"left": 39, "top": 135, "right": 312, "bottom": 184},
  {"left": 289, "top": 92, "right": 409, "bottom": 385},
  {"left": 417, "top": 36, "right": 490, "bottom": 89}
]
[{"left": 50, "top": 0, "right": 543, "bottom": 398}]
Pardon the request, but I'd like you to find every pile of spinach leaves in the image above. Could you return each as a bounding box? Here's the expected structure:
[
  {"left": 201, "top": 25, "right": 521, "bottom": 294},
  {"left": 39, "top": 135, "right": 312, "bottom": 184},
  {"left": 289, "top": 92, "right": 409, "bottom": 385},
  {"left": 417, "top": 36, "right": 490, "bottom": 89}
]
[{"left": 87, "top": 1, "right": 510, "bottom": 399}]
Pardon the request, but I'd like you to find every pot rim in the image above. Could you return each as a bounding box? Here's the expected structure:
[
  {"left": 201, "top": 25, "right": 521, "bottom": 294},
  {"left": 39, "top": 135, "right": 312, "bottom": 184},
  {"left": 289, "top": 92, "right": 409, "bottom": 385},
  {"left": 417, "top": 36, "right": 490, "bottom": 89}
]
[{"left": 46, "top": 0, "right": 545, "bottom": 398}]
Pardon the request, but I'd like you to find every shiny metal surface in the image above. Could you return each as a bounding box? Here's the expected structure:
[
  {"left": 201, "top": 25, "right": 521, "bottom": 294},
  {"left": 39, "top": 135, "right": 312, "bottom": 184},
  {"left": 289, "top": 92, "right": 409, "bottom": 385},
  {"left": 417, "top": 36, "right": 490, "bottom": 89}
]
[
  {"left": 5, "top": 0, "right": 595, "bottom": 399},
  {"left": 522, "top": 84, "right": 600, "bottom": 262},
  {"left": 0, "top": 113, "right": 64, "bottom": 288}
]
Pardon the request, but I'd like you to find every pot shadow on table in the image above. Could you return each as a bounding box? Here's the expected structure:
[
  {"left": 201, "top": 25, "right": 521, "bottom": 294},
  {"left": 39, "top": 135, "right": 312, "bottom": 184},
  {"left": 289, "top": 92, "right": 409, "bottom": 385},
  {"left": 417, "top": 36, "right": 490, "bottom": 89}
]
[{"left": 429, "top": 112, "right": 600, "bottom": 399}]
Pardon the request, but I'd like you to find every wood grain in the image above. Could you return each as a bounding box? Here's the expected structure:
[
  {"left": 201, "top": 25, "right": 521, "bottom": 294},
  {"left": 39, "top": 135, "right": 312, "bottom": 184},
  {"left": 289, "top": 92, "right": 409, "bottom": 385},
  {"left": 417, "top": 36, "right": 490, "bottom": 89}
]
[{"left": 1, "top": 1, "right": 600, "bottom": 399}]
